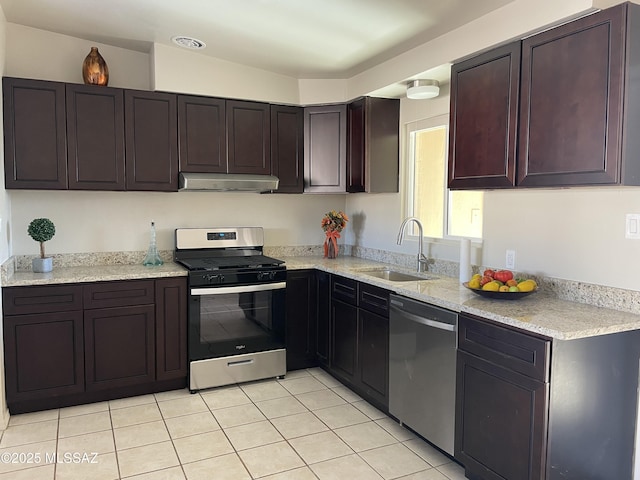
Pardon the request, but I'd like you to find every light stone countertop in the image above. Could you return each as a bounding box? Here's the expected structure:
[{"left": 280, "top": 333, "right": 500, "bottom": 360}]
[
  {"left": 280, "top": 256, "right": 640, "bottom": 341},
  {"left": 3, "top": 254, "right": 640, "bottom": 341},
  {"left": 2, "top": 262, "right": 187, "bottom": 286}
]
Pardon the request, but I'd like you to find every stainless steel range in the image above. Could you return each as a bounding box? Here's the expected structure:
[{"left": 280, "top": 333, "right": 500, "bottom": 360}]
[{"left": 174, "top": 227, "right": 286, "bottom": 393}]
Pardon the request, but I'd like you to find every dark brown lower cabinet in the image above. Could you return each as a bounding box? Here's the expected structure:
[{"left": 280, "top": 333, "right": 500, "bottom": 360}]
[
  {"left": 2, "top": 277, "right": 187, "bottom": 413},
  {"left": 329, "top": 275, "right": 389, "bottom": 411},
  {"left": 456, "top": 314, "right": 550, "bottom": 480},
  {"left": 156, "top": 278, "right": 188, "bottom": 381},
  {"left": 315, "top": 271, "right": 331, "bottom": 368},
  {"left": 456, "top": 351, "right": 548, "bottom": 480},
  {"left": 4, "top": 311, "right": 84, "bottom": 402},
  {"left": 84, "top": 305, "right": 155, "bottom": 391},
  {"left": 358, "top": 308, "right": 389, "bottom": 407},
  {"left": 456, "top": 313, "right": 640, "bottom": 480},
  {"left": 330, "top": 298, "right": 358, "bottom": 383},
  {"left": 285, "top": 270, "right": 318, "bottom": 371}
]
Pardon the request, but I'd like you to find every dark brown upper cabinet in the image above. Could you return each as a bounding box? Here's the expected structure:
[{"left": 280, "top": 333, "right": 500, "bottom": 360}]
[
  {"left": 271, "top": 104, "right": 304, "bottom": 193},
  {"left": 450, "top": 3, "right": 640, "bottom": 189},
  {"left": 227, "top": 100, "right": 271, "bottom": 175},
  {"left": 66, "top": 84, "right": 125, "bottom": 190},
  {"left": 178, "top": 95, "right": 227, "bottom": 173},
  {"left": 304, "top": 104, "right": 347, "bottom": 193},
  {"left": 124, "top": 90, "right": 179, "bottom": 191},
  {"left": 347, "top": 97, "right": 400, "bottom": 193},
  {"left": 448, "top": 42, "right": 521, "bottom": 189},
  {"left": 3, "top": 77, "right": 68, "bottom": 189},
  {"left": 518, "top": 4, "right": 627, "bottom": 187}
]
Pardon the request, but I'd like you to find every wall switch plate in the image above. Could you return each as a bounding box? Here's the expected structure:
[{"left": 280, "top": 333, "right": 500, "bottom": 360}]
[
  {"left": 626, "top": 214, "right": 640, "bottom": 239},
  {"left": 506, "top": 250, "right": 516, "bottom": 269}
]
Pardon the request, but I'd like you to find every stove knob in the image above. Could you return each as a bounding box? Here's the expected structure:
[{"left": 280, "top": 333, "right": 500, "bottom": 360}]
[
  {"left": 219, "top": 275, "right": 225, "bottom": 283},
  {"left": 257, "top": 272, "right": 265, "bottom": 281},
  {"left": 269, "top": 271, "right": 277, "bottom": 280}
]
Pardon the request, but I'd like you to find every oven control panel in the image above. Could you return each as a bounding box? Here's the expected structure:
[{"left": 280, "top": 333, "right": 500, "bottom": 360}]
[
  {"left": 190, "top": 267, "right": 286, "bottom": 287},
  {"left": 207, "top": 231, "right": 237, "bottom": 241}
]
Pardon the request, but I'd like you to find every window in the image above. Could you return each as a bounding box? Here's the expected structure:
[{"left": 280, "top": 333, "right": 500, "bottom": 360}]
[{"left": 405, "top": 115, "right": 483, "bottom": 239}]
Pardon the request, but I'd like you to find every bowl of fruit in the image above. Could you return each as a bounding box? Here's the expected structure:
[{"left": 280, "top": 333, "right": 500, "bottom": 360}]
[{"left": 463, "top": 269, "right": 538, "bottom": 300}]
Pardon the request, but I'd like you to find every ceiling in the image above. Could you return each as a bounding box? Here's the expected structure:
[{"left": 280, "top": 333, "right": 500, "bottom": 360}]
[{"left": 0, "top": 0, "right": 514, "bottom": 80}]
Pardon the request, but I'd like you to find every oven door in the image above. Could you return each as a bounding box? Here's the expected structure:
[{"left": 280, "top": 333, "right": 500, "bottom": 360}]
[{"left": 188, "top": 281, "right": 286, "bottom": 361}]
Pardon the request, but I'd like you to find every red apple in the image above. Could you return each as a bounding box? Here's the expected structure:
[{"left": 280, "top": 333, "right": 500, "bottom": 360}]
[{"left": 494, "top": 270, "right": 514, "bottom": 283}]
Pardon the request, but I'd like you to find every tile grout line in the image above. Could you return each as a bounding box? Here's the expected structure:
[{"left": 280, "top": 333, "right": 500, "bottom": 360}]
[{"left": 156, "top": 394, "right": 189, "bottom": 480}]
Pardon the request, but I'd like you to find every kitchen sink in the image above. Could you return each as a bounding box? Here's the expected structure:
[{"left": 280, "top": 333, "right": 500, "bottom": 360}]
[{"left": 360, "top": 268, "right": 434, "bottom": 282}]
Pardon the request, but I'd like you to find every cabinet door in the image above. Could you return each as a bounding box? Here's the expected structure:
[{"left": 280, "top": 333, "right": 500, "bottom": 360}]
[
  {"left": 347, "top": 97, "right": 400, "bottom": 193},
  {"left": 156, "top": 278, "right": 188, "bottom": 381},
  {"left": 271, "top": 105, "right": 304, "bottom": 193},
  {"left": 315, "top": 270, "right": 331, "bottom": 368},
  {"left": 304, "top": 104, "right": 347, "bottom": 193},
  {"left": 330, "top": 299, "right": 358, "bottom": 384},
  {"left": 285, "top": 270, "right": 317, "bottom": 370},
  {"left": 227, "top": 100, "right": 271, "bottom": 175},
  {"left": 178, "top": 95, "right": 227, "bottom": 173},
  {"left": 4, "top": 311, "right": 84, "bottom": 403},
  {"left": 449, "top": 42, "right": 520, "bottom": 189},
  {"left": 84, "top": 305, "right": 155, "bottom": 391},
  {"left": 455, "top": 350, "right": 548, "bottom": 480},
  {"left": 66, "top": 84, "right": 125, "bottom": 190},
  {"left": 3, "top": 77, "right": 67, "bottom": 189},
  {"left": 358, "top": 308, "right": 388, "bottom": 408},
  {"left": 518, "top": 5, "right": 625, "bottom": 186},
  {"left": 347, "top": 98, "right": 366, "bottom": 193},
  {"left": 124, "top": 90, "right": 178, "bottom": 191}
]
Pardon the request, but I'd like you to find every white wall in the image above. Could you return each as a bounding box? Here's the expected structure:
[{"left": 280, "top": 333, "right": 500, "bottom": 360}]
[
  {"left": 5, "top": 23, "right": 150, "bottom": 89},
  {"left": 152, "top": 43, "right": 300, "bottom": 104},
  {"left": 9, "top": 191, "right": 346, "bottom": 255}
]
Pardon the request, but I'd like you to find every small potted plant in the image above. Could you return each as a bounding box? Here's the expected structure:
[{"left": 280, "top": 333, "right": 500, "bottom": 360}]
[{"left": 28, "top": 218, "right": 55, "bottom": 273}]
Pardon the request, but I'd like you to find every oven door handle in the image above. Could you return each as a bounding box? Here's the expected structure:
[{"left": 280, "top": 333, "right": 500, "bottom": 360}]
[{"left": 191, "top": 282, "right": 287, "bottom": 296}]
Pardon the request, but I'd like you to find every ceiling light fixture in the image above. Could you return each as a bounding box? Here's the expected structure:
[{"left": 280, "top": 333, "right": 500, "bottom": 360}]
[
  {"left": 406, "top": 79, "right": 440, "bottom": 99},
  {"left": 171, "top": 36, "right": 206, "bottom": 50}
]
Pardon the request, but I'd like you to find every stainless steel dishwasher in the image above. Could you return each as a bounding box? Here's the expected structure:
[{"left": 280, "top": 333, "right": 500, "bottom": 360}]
[{"left": 389, "top": 294, "right": 458, "bottom": 456}]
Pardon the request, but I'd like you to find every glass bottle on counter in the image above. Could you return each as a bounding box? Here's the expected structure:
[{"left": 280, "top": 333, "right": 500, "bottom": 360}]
[{"left": 143, "top": 221, "right": 164, "bottom": 266}]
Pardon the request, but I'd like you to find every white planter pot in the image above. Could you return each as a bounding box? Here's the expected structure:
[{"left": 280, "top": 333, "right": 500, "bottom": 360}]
[{"left": 32, "top": 257, "right": 53, "bottom": 273}]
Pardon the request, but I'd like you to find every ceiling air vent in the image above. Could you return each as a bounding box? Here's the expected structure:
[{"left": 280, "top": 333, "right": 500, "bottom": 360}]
[{"left": 171, "top": 36, "right": 206, "bottom": 50}]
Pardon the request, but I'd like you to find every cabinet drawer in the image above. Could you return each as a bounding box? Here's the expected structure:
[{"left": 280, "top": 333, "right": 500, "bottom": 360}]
[
  {"left": 358, "top": 283, "right": 390, "bottom": 317},
  {"left": 331, "top": 275, "right": 357, "bottom": 305},
  {"left": 3, "top": 285, "right": 83, "bottom": 315},
  {"left": 458, "top": 314, "right": 550, "bottom": 382},
  {"left": 84, "top": 280, "right": 155, "bottom": 309}
]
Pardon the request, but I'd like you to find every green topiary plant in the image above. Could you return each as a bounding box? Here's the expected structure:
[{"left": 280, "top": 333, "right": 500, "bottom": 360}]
[{"left": 28, "top": 218, "right": 55, "bottom": 258}]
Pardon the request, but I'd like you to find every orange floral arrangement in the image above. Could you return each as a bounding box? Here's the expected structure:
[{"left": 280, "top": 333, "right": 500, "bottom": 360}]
[{"left": 321, "top": 210, "right": 348, "bottom": 258}]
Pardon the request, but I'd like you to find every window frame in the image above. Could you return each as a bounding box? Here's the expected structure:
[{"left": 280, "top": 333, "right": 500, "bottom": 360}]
[{"left": 402, "top": 113, "right": 482, "bottom": 242}]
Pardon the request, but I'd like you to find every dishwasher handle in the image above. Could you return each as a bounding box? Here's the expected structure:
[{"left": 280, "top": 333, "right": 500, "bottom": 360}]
[{"left": 390, "top": 304, "right": 456, "bottom": 332}]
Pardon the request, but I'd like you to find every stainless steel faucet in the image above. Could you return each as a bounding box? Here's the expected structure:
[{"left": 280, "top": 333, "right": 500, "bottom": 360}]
[{"left": 397, "top": 217, "right": 429, "bottom": 272}]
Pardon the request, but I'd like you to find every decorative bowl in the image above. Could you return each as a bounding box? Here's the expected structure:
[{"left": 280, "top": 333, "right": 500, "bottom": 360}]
[{"left": 463, "top": 282, "right": 537, "bottom": 300}]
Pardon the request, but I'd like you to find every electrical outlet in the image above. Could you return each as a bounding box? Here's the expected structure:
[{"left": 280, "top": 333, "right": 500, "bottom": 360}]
[{"left": 506, "top": 250, "right": 516, "bottom": 269}]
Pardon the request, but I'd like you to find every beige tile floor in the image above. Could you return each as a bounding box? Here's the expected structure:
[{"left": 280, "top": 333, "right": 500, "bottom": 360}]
[{"left": 0, "top": 368, "right": 468, "bottom": 480}]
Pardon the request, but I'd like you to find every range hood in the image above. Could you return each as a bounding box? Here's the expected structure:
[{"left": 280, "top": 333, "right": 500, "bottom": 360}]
[{"left": 179, "top": 173, "right": 279, "bottom": 192}]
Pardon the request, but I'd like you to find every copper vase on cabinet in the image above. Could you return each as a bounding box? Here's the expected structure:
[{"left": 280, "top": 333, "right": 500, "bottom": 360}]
[{"left": 82, "top": 47, "right": 109, "bottom": 86}]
